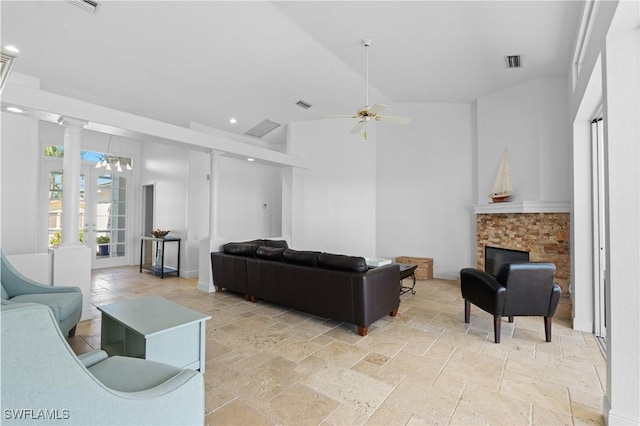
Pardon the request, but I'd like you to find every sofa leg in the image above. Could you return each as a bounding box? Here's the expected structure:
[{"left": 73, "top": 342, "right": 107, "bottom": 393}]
[
  {"left": 389, "top": 307, "right": 398, "bottom": 317},
  {"left": 249, "top": 296, "right": 257, "bottom": 303},
  {"left": 68, "top": 326, "right": 77, "bottom": 338},
  {"left": 357, "top": 326, "right": 368, "bottom": 336},
  {"left": 544, "top": 316, "right": 552, "bottom": 342},
  {"left": 493, "top": 316, "right": 501, "bottom": 344},
  {"left": 508, "top": 316, "right": 514, "bottom": 323},
  {"left": 215, "top": 286, "right": 223, "bottom": 292},
  {"left": 464, "top": 300, "right": 470, "bottom": 323}
]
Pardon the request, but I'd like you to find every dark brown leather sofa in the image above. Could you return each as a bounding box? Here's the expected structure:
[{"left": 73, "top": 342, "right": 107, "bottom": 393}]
[{"left": 211, "top": 240, "right": 400, "bottom": 336}]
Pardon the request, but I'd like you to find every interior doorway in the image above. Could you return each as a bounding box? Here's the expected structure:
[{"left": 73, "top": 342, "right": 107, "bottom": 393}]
[
  {"left": 591, "top": 116, "right": 607, "bottom": 344},
  {"left": 141, "top": 184, "right": 155, "bottom": 265}
]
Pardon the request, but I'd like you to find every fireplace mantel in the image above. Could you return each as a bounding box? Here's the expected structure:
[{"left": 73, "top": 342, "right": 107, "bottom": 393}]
[{"left": 473, "top": 201, "right": 570, "bottom": 215}]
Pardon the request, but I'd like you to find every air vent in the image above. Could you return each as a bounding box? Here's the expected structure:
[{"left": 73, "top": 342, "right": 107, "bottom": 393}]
[
  {"left": 245, "top": 119, "right": 280, "bottom": 138},
  {"left": 506, "top": 55, "right": 522, "bottom": 68},
  {"left": 67, "top": 0, "right": 100, "bottom": 14},
  {"left": 296, "top": 100, "right": 312, "bottom": 109}
]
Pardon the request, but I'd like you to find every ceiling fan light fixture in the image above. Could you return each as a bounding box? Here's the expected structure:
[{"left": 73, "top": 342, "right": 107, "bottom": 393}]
[{"left": 322, "top": 38, "right": 409, "bottom": 139}]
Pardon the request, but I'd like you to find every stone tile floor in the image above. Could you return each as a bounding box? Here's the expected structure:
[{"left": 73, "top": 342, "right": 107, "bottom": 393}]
[{"left": 69, "top": 266, "right": 606, "bottom": 425}]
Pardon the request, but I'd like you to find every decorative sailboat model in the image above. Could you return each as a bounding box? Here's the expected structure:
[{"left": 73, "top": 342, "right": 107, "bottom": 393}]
[{"left": 489, "top": 149, "right": 513, "bottom": 203}]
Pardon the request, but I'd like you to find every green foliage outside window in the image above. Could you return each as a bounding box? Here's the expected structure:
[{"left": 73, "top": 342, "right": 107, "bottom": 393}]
[{"left": 49, "top": 230, "right": 84, "bottom": 247}]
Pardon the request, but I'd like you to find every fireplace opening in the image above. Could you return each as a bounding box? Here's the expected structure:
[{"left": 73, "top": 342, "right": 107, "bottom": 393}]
[{"left": 484, "top": 246, "right": 529, "bottom": 277}]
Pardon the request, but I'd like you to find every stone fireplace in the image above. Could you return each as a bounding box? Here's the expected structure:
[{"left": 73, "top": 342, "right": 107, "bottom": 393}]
[{"left": 474, "top": 202, "right": 571, "bottom": 319}]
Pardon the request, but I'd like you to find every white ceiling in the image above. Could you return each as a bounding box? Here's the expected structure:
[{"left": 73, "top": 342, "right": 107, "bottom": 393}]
[{"left": 1, "top": 1, "right": 583, "bottom": 144}]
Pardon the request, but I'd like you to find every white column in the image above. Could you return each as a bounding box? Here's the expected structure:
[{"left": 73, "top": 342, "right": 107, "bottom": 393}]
[
  {"left": 57, "top": 117, "right": 87, "bottom": 246},
  {"left": 209, "top": 150, "right": 221, "bottom": 238},
  {"left": 198, "top": 150, "right": 223, "bottom": 292}
]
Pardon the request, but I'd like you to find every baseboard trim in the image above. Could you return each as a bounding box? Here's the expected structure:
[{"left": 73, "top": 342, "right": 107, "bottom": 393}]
[
  {"left": 606, "top": 406, "right": 639, "bottom": 425},
  {"left": 572, "top": 318, "right": 593, "bottom": 333},
  {"left": 197, "top": 281, "right": 214, "bottom": 293},
  {"left": 434, "top": 272, "right": 459, "bottom": 281}
]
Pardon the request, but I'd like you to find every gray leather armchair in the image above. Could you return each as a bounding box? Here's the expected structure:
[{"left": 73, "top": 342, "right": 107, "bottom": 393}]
[
  {"left": 1, "top": 251, "right": 82, "bottom": 337},
  {"left": 1, "top": 303, "right": 204, "bottom": 426},
  {"left": 460, "top": 262, "right": 561, "bottom": 343}
]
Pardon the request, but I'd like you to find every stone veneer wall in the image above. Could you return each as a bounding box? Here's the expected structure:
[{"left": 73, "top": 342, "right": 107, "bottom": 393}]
[{"left": 476, "top": 213, "right": 570, "bottom": 295}]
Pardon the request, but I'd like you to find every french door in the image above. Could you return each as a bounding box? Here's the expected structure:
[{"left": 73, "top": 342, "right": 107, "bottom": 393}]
[{"left": 42, "top": 159, "right": 131, "bottom": 269}]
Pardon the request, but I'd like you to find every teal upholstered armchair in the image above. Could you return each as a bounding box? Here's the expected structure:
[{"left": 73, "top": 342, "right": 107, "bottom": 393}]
[
  {"left": 1, "top": 251, "right": 82, "bottom": 337},
  {"left": 1, "top": 303, "right": 205, "bottom": 426}
]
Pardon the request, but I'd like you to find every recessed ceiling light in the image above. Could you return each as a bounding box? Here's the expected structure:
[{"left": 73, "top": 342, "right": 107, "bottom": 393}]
[
  {"left": 4, "top": 45, "right": 20, "bottom": 54},
  {"left": 229, "top": 118, "right": 237, "bottom": 124},
  {"left": 6, "top": 106, "right": 24, "bottom": 113},
  {"left": 247, "top": 158, "right": 255, "bottom": 162}
]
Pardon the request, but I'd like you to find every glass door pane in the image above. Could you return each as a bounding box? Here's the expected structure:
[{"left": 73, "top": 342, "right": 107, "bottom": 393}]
[
  {"left": 42, "top": 159, "right": 131, "bottom": 269},
  {"left": 95, "top": 173, "right": 127, "bottom": 260},
  {"left": 46, "top": 170, "right": 85, "bottom": 247}
]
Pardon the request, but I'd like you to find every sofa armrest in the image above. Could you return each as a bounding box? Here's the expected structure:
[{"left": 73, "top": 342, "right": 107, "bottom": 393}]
[{"left": 353, "top": 264, "right": 401, "bottom": 328}]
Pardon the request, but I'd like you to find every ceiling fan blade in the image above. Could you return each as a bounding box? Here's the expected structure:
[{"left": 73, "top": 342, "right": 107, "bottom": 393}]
[
  {"left": 351, "top": 121, "right": 365, "bottom": 134},
  {"left": 367, "top": 104, "right": 387, "bottom": 115},
  {"left": 378, "top": 115, "right": 411, "bottom": 124},
  {"left": 323, "top": 114, "right": 357, "bottom": 119}
]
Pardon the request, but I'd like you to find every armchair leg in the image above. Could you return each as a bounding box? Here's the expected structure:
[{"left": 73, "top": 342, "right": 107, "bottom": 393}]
[
  {"left": 493, "top": 316, "right": 501, "bottom": 343},
  {"left": 68, "top": 326, "right": 77, "bottom": 338},
  {"left": 508, "top": 316, "right": 514, "bottom": 323},
  {"left": 544, "top": 316, "right": 552, "bottom": 342},
  {"left": 464, "top": 300, "right": 470, "bottom": 323}
]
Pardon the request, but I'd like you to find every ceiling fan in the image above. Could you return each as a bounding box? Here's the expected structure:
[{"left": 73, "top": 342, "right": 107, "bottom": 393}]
[{"left": 323, "top": 39, "right": 410, "bottom": 140}]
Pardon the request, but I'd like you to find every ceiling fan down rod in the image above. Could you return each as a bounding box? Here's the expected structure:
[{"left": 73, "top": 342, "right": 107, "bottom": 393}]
[{"left": 363, "top": 39, "right": 372, "bottom": 108}]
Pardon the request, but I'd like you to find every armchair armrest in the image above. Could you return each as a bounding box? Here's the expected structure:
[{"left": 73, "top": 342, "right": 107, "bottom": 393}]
[
  {"left": 12, "top": 280, "right": 81, "bottom": 295},
  {"left": 548, "top": 283, "right": 562, "bottom": 316},
  {"left": 78, "top": 350, "right": 109, "bottom": 368},
  {"left": 460, "top": 268, "right": 506, "bottom": 316}
]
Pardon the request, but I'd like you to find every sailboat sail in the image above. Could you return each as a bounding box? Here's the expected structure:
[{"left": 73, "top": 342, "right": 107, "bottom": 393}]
[{"left": 489, "top": 149, "right": 513, "bottom": 200}]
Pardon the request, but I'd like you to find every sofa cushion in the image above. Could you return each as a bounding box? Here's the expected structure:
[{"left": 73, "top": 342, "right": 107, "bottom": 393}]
[
  {"left": 263, "top": 239, "right": 289, "bottom": 249},
  {"left": 282, "top": 249, "right": 321, "bottom": 267},
  {"left": 256, "top": 246, "right": 286, "bottom": 261},
  {"left": 318, "top": 253, "right": 368, "bottom": 273},
  {"left": 223, "top": 242, "right": 260, "bottom": 257}
]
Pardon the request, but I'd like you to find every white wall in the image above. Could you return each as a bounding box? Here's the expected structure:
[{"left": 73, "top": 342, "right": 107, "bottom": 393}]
[
  {"left": 568, "top": 1, "right": 640, "bottom": 424},
  {"left": 216, "top": 156, "right": 283, "bottom": 241},
  {"left": 140, "top": 140, "right": 189, "bottom": 272},
  {"left": 477, "top": 77, "right": 571, "bottom": 204},
  {"left": 288, "top": 119, "right": 377, "bottom": 257},
  {"left": 376, "top": 103, "right": 476, "bottom": 279},
  {"left": 1, "top": 112, "right": 40, "bottom": 255}
]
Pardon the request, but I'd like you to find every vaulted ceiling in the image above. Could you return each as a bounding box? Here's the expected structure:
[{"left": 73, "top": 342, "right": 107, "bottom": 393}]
[{"left": 1, "top": 1, "right": 583, "bottom": 144}]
